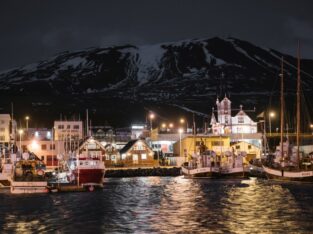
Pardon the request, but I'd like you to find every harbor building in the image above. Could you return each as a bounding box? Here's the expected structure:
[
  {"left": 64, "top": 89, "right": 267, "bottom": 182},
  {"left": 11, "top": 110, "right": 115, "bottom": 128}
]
[
  {"left": 119, "top": 139, "right": 157, "bottom": 167},
  {"left": 0, "top": 114, "right": 12, "bottom": 149}
]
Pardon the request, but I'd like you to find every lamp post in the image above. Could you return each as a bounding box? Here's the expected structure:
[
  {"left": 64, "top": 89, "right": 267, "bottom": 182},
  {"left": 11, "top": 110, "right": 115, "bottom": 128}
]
[
  {"left": 149, "top": 113, "right": 155, "bottom": 131},
  {"left": 269, "top": 112, "right": 275, "bottom": 136},
  {"left": 18, "top": 129, "right": 23, "bottom": 153},
  {"left": 161, "top": 123, "right": 167, "bottom": 131},
  {"left": 25, "top": 116, "right": 30, "bottom": 132},
  {"left": 180, "top": 118, "right": 188, "bottom": 132},
  {"left": 178, "top": 128, "right": 183, "bottom": 159},
  {"left": 310, "top": 124, "right": 313, "bottom": 135}
]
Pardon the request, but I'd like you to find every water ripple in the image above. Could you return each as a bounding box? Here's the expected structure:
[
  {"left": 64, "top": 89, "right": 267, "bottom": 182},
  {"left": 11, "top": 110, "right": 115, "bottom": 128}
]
[{"left": 0, "top": 177, "right": 313, "bottom": 233}]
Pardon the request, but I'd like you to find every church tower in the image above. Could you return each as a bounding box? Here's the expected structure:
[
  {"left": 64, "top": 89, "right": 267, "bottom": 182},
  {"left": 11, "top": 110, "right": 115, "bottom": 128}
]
[{"left": 217, "top": 96, "right": 232, "bottom": 126}]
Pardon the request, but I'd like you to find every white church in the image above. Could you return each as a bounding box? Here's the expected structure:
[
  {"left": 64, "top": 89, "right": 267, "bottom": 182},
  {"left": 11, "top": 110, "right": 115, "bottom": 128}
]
[{"left": 210, "top": 96, "right": 257, "bottom": 134}]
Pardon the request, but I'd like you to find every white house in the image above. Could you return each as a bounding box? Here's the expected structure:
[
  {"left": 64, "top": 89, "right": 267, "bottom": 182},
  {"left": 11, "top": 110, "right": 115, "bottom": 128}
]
[{"left": 210, "top": 96, "right": 257, "bottom": 134}]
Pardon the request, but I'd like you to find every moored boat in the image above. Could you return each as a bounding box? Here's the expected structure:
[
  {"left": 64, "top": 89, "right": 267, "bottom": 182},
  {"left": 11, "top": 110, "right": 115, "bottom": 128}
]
[
  {"left": 10, "top": 152, "right": 48, "bottom": 194},
  {"left": 263, "top": 46, "right": 313, "bottom": 182},
  {"left": 182, "top": 150, "right": 249, "bottom": 178}
]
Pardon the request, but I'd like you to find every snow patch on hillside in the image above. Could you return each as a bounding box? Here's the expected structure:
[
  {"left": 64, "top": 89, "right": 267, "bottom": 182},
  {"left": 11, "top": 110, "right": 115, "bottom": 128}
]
[{"left": 137, "top": 44, "right": 165, "bottom": 85}]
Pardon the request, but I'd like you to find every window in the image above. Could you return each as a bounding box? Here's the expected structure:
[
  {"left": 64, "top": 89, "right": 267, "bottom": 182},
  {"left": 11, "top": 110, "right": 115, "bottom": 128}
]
[
  {"left": 121, "top": 154, "right": 126, "bottom": 160},
  {"left": 132, "top": 154, "right": 139, "bottom": 164},
  {"left": 212, "top": 141, "right": 224, "bottom": 146},
  {"left": 111, "top": 155, "right": 116, "bottom": 160},
  {"left": 50, "top": 144, "right": 55, "bottom": 150},
  {"left": 73, "top": 125, "right": 80, "bottom": 129},
  {"left": 105, "top": 155, "right": 110, "bottom": 160},
  {"left": 133, "top": 144, "right": 146, "bottom": 151},
  {"left": 0, "top": 128, "right": 5, "bottom": 132},
  {"left": 58, "top": 125, "right": 64, "bottom": 129},
  {"left": 0, "top": 120, "right": 5, "bottom": 124},
  {"left": 141, "top": 154, "right": 147, "bottom": 160},
  {"left": 236, "top": 145, "right": 240, "bottom": 149},
  {"left": 248, "top": 145, "right": 252, "bottom": 149},
  {"left": 46, "top": 155, "right": 58, "bottom": 166},
  {"left": 41, "top": 144, "right": 47, "bottom": 150},
  {"left": 67, "top": 125, "right": 71, "bottom": 129},
  {"left": 238, "top": 116, "right": 244, "bottom": 124},
  {"left": 0, "top": 136, "right": 5, "bottom": 141}
]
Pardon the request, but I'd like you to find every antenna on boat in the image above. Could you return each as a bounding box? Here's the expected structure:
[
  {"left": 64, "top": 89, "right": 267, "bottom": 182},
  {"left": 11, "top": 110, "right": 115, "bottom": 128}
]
[
  {"left": 86, "top": 109, "right": 89, "bottom": 138},
  {"left": 279, "top": 57, "right": 284, "bottom": 164},
  {"left": 296, "top": 41, "right": 301, "bottom": 169}
]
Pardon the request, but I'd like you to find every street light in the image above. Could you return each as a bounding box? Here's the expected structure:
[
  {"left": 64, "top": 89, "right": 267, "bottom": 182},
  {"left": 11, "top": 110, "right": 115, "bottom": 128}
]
[
  {"left": 180, "top": 118, "right": 188, "bottom": 132},
  {"left": 149, "top": 113, "right": 155, "bottom": 131},
  {"left": 178, "top": 128, "right": 183, "bottom": 158},
  {"left": 161, "top": 123, "right": 167, "bottom": 130},
  {"left": 169, "top": 123, "right": 174, "bottom": 128},
  {"left": 18, "top": 129, "right": 23, "bottom": 153},
  {"left": 310, "top": 124, "right": 313, "bottom": 135},
  {"left": 25, "top": 116, "right": 30, "bottom": 131},
  {"left": 269, "top": 112, "right": 275, "bottom": 136}
]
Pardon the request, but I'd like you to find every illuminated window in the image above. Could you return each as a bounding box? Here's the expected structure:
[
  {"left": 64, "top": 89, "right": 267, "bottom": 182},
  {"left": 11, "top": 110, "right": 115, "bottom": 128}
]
[
  {"left": 141, "top": 154, "right": 147, "bottom": 160},
  {"left": 121, "top": 154, "right": 126, "bottom": 160},
  {"left": 41, "top": 144, "right": 47, "bottom": 150},
  {"left": 58, "top": 125, "right": 64, "bottom": 129}
]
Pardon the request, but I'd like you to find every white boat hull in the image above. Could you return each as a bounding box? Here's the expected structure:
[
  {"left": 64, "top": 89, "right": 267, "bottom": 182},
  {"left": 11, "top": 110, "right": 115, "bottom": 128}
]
[
  {"left": 182, "top": 166, "right": 248, "bottom": 178},
  {"left": 262, "top": 165, "right": 313, "bottom": 181},
  {"left": 10, "top": 181, "right": 48, "bottom": 194}
]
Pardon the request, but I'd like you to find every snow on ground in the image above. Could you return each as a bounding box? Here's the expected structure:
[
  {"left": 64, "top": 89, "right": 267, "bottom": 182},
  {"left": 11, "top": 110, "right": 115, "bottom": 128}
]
[
  {"left": 59, "top": 56, "right": 88, "bottom": 70},
  {"left": 203, "top": 42, "right": 226, "bottom": 66},
  {"left": 136, "top": 44, "right": 165, "bottom": 85}
]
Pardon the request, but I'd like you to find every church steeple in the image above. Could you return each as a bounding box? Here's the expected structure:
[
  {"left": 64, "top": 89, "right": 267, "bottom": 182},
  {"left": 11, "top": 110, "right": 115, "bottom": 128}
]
[{"left": 210, "top": 107, "right": 217, "bottom": 125}]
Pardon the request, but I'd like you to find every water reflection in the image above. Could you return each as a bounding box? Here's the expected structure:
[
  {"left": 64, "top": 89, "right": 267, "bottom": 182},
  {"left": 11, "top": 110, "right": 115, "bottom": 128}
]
[{"left": 0, "top": 177, "right": 313, "bottom": 233}]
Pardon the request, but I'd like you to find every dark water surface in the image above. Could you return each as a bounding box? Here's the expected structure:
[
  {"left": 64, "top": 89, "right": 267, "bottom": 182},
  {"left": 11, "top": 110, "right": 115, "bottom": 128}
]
[{"left": 1, "top": 177, "right": 313, "bottom": 233}]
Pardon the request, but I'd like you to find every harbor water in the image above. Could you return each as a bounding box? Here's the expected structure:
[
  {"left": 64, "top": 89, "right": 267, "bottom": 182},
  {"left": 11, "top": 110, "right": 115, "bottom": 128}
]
[{"left": 1, "top": 177, "right": 313, "bottom": 233}]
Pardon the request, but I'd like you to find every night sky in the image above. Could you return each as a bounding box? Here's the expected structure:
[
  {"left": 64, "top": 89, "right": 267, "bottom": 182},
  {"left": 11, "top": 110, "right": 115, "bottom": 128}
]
[{"left": 0, "top": 0, "right": 313, "bottom": 71}]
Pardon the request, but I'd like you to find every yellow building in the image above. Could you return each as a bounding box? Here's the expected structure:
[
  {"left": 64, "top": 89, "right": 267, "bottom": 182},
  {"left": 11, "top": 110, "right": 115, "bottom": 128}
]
[
  {"left": 231, "top": 141, "right": 261, "bottom": 161},
  {"left": 173, "top": 135, "right": 231, "bottom": 158}
]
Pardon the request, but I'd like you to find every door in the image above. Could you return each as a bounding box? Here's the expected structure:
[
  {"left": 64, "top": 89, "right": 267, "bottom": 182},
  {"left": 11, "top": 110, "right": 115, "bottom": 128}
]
[{"left": 132, "top": 154, "right": 138, "bottom": 164}]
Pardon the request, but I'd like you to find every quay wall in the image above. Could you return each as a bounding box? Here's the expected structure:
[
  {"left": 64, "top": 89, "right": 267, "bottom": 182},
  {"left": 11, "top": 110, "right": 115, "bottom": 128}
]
[{"left": 105, "top": 167, "right": 181, "bottom": 177}]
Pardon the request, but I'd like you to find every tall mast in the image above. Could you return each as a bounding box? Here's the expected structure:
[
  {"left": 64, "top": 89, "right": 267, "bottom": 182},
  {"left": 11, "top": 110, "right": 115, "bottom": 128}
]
[
  {"left": 280, "top": 57, "right": 284, "bottom": 162},
  {"left": 296, "top": 41, "right": 301, "bottom": 168}
]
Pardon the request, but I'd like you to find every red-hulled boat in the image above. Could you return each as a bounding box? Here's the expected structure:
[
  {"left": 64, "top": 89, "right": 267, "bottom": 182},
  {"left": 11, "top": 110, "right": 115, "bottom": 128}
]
[{"left": 73, "top": 156, "right": 105, "bottom": 187}]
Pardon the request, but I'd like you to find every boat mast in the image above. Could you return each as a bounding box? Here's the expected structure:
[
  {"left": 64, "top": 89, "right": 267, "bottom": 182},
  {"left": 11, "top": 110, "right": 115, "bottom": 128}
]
[
  {"left": 296, "top": 42, "right": 301, "bottom": 169},
  {"left": 280, "top": 57, "right": 284, "bottom": 163}
]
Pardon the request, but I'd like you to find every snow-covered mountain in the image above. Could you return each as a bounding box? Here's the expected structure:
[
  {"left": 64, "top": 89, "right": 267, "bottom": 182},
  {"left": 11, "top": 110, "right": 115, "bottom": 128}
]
[{"left": 0, "top": 37, "right": 312, "bottom": 126}]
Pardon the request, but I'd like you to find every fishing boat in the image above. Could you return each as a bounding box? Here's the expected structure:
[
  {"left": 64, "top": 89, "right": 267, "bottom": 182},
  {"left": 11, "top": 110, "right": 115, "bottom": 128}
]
[
  {"left": 263, "top": 45, "right": 313, "bottom": 181},
  {"left": 64, "top": 137, "right": 105, "bottom": 190},
  {"left": 10, "top": 152, "right": 48, "bottom": 194},
  {"left": 182, "top": 149, "right": 249, "bottom": 178}
]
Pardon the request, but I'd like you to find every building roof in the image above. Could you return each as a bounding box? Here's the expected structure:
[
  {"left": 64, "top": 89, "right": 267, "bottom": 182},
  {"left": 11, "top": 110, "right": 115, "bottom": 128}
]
[{"left": 119, "top": 139, "right": 138, "bottom": 154}]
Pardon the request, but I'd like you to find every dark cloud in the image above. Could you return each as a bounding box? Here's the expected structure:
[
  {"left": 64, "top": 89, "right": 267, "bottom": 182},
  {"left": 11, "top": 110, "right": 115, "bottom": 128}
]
[{"left": 0, "top": 0, "right": 313, "bottom": 70}]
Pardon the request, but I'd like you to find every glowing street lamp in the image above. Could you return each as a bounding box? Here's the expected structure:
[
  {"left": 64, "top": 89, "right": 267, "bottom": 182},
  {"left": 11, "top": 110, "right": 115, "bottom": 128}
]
[
  {"left": 310, "top": 124, "right": 313, "bottom": 135},
  {"left": 180, "top": 118, "right": 188, "bottom": 132},
  {"left": 25, "top": 116, "right": 30, "bottom": 131},
  {"left": 269, "top": 112, "right": 275, "bottom": 136},
  {"left": 161, "top": 123, "right": 167, "bottom": 129},
  {"left": 18, "top": 129, "right": 23, "bottom": 153},
  {"left": 178, "top": 128, "right": 183, "bottom": 158},
  {"left": 149, "top": 113, "right": 155, "bottom": 131},
  {"left": 169, "top": 123, "right": 174, "bottom": 129}
]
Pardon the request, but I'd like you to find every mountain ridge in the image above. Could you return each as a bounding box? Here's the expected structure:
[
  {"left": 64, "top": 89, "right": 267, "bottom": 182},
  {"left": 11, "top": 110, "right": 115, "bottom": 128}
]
[{"left": 0, "top": 36, "right": 312, "bottom": 127}]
